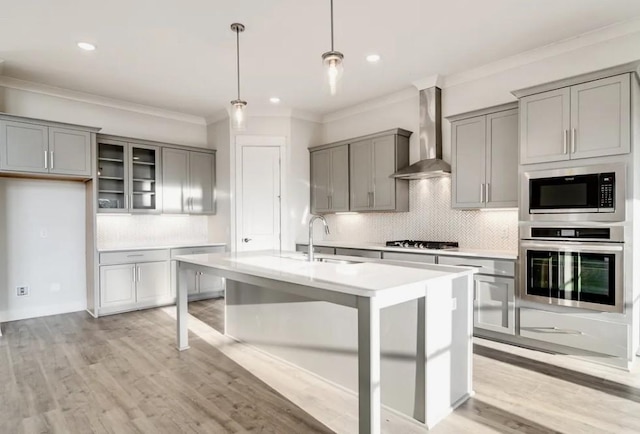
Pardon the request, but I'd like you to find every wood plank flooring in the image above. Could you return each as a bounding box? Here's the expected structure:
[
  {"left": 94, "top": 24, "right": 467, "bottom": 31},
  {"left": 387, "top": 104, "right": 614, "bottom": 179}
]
[{"left": 3, "top": 299, "right": 640, "bottom": 433}]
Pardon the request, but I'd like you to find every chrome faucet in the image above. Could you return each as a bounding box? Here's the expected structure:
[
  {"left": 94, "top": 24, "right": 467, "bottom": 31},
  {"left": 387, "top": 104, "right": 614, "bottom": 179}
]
[{"left": 308, "top": 214, "right": 330, "bottom": 262}]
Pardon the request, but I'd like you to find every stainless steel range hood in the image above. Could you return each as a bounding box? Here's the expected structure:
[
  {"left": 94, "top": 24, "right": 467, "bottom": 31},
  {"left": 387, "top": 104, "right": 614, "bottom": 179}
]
[{"left": 391, "top": 86, "right": 451, "bottom": 179}]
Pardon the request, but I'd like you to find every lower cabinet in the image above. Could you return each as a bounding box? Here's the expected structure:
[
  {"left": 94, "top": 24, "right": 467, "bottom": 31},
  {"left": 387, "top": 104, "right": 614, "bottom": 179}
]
[
  {"left": 170, "top": 245, "right": 226, "bottom": 300},
  {"left": 474, "top": 275, "right": 515, "bottom": 335},
  {"left": 100, "top": 261, "right": 170, "bottom": 313}
]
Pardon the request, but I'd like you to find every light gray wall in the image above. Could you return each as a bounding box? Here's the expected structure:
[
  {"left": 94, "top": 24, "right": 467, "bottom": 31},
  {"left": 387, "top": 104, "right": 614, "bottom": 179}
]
[
  {"left": 207, "top": 117, "right": 232, "bottom": 246},
  {"left": 0, "top": 178, "right": 86, "bottom": 322}
]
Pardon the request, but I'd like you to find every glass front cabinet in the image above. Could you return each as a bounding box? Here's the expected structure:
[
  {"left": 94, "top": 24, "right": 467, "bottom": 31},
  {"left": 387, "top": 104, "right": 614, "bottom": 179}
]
[{"left": 97, "top": 138, "right": 161, "bottom": 213}]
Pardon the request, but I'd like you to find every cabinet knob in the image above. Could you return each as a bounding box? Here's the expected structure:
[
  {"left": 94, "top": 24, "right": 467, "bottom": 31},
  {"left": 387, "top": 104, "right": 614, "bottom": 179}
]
[{"left": 243, "top": 238, "right": 252, "bottom": 243}]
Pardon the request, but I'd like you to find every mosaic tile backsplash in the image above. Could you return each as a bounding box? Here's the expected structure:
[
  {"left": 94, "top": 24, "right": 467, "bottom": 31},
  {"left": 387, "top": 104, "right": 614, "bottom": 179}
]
[
  {"left": 97, "top": 215, "right": 209, "bottom": 249},
  {"left": 322, "top": 177, "right": 518, "bottom": 251}
]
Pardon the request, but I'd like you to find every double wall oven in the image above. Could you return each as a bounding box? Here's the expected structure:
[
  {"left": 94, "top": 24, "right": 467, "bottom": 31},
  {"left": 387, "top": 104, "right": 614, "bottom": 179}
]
[{"left": 520, "top": 163, "right": 626, "bottom": 313}]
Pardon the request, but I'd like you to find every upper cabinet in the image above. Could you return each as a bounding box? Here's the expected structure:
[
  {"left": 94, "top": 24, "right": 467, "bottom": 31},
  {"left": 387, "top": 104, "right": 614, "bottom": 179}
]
[
  {"left": 97, "top": 136, "right": 162, "bottom": 213},
  {"left": 0, "top": 119, "right": 93, "bottom": 177},
  {"left": 519, "top": 73, "right": 631, "bottom": 164},
  {"left": 310, "top": 144, "right": 349, "bottom": 213},
  {"left": 310, "top": 129, "right": 410, "bottom": 213},
  {"left": 162, "top": 147, "right": 216, "bottom": 215},
  {"left": 450, "top": 104, "right": 518, "bottom": 209}
]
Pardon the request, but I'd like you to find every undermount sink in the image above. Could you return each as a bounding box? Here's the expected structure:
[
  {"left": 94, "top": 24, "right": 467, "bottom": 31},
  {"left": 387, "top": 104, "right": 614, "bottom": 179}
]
[{"left": 287, "top": 255, "right": 362, "bottom": 265}]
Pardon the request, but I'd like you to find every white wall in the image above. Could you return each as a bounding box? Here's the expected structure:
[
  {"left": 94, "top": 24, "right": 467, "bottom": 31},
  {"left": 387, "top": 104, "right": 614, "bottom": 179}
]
[
  {"left": 207, "top": 117, "right": 232, "bottom": 246},
  {"left": 0, "top": 178, "right": 86, "bottom": 322},
  {"left": 2, "top": 88, "right": 207, "bottom": 147}
]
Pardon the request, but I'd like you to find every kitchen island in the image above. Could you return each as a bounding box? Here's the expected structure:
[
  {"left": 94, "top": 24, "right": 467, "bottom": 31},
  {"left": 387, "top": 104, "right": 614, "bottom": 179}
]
[{"left": 175, "top": 251, "right": 476, "bottom": 434}]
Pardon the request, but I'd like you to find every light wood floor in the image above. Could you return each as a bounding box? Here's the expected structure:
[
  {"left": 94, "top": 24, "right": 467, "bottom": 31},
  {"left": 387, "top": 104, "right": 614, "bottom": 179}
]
[{"left": 3, "top": 299, "right": 640, "bottom": 433}]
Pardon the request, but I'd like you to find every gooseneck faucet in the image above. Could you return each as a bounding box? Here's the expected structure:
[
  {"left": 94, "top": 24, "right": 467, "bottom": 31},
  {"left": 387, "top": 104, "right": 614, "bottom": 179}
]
[{"left": 308, "top": 214, "right": 330, "bottom": 262}]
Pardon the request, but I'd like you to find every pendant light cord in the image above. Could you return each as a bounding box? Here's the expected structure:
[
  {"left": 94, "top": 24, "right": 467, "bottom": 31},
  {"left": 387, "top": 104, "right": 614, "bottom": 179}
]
[
  {"left": 236, "top": 28, "right": 241, "bottom": 100},
  {"left": 330, "top": 0, "right": 334, "bottom": 51}
]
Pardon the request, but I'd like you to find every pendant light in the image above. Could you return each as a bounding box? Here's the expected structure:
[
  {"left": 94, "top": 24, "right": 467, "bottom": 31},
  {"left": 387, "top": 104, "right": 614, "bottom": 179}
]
[
  {"left": 322, "top": 0, "right": 344, "bottom": 95},
  {"left": 230, "top": 23, "right": 247, "bottom": 130}
]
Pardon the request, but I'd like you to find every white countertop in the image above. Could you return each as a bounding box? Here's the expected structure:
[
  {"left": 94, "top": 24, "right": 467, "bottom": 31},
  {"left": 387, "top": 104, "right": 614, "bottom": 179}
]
[
  {"left": 97, "top": 242, "right": 227, "bottom": 253},
  {"left": 297, "top": 240, "right": 518, "bottom": 260},
  {"left": 175, "top": 251, "right": 476, "bottom": 299}
]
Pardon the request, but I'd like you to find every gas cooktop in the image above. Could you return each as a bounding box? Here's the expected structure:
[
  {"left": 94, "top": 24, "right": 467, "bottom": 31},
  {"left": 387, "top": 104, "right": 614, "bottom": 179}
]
[{"left": 385, "top": 240, "right": 459, "bottom": 250}]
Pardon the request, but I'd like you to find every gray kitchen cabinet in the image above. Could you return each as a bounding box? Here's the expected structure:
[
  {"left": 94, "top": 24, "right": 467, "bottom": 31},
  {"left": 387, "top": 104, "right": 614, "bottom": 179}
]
[
  {"left": 348, "top": 130, "right": 410, "bottom": 212},
  {"left": 170, "top": 245, "right": 226, "bottom": 300},
  {"left": 295, "top": 244, "right": 336, "bottom": 255},
  {"left": 0, "top": 120, "right": 92, "bottom": 176},
  {"left": 310, "top": 144, "right": 349, "bottom": 213},
  {"left": 48, "top": 127, "right": 92, "bottom": 176},
  {"left": 135, "top": 261, "right": 171, "bottom": 305},
  {"left": 450, "top": 104, "right": 518, "bottom": 209},
  {"left": 162, "top": 148, "right": 216, "bottom": 215},
  {"left": 189, "top": 151, "right": 216, "bottom": 215},
  {"left": 98, "top": 136, "right": 163, "bottom": 214},
  {"left": 99, "top": 264, "right": 137, "bottom": 309},
  {"left": 474, "top": 275, "right": 515, "bottom": 335},
  {"left": 335, "top": 247, "right": 382, "bottom": 259},
  {"left": 519, "top": 73, "right": 630, "bottom": 164}
]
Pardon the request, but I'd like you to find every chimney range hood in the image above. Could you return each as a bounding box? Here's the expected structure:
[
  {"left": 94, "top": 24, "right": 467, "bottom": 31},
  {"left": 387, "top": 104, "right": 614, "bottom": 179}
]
[{"left": 390, "top": 86, "right": 451, "bottom": 179}]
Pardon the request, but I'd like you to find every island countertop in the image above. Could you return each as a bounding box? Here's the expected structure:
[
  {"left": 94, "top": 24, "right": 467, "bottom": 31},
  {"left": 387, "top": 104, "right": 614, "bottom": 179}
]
[{"left": 174, "top": 250, "right": 476, "bottom": 300}]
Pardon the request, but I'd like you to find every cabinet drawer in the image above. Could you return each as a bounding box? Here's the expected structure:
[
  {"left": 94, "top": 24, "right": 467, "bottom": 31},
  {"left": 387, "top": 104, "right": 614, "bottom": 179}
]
[
  {"left": 100, "top": 249, "right": 169, "bottom": 265},
  {"left": 296, "top": 244, "right": 336, "bottom": 255},
  {"left": 171, "top": 245, "right": 225, "bottom": 258},
  {"left": 519, "top": 308, "right": 628, "bottom": 358},
  {"left": 335, "top": 248, "right": 382, "bottom": 259},
  {"left": 437, "top": 255, "right": 515, "bottom": 277},
  {"left": 382, "top": 251, "right": 436, "bottom": 264}
]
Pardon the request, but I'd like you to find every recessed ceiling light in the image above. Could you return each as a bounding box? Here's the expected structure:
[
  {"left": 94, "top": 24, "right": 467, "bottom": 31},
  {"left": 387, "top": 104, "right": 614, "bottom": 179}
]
[
  {"left": 269, "top": 97, "right": 281, "bottom": 104},
  {"left": 366, "top": 54, "right": 381, "bottom": 63},
  {"left": 77, "top": 42, "right": 96, "bottom": 51}
]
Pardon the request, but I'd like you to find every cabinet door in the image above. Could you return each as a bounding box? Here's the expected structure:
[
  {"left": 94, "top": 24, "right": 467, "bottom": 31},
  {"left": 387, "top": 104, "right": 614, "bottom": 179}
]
[
  {"left": 474, "top": 275, "right": 515, "bottom": 335},
  {"left": 97, "top": 139, "right": 128, "bottom": 212},
  {"left": 189, "top": 151, "right": 216, "bottom": 215},
  {"left": 349, "top": 139, "right": 373, "bottom": 211},
  {"left": 486, "top": 109, "right": 518, "bottom": 208},
  {"left": 310, "top": 149, "right": 331, "bottom": 213},
  {"left": 129, "top": 144, "right": 161, "bottom": 213},
  {"left": 570, "top": 74, "right": 631, "bottom": 159},
  {"left": 48, "top": 127, "right": 92, "bottom": 176},
  {"left": 329, "top": 145, "right": 349, "bottom": 212},
  {"left": 371, "top": 135, "right": 396, "bottom": 211},
  {"left": 198, "top": 271, "right": 225, "bottom": 294},
  {"left": 520, "top": 88, "right": 571, "bottom": 164},
  {"left": 136, "top": 261, "right": 171, "bottom": 304},
  {"left": 100, "top": 264, "right": 136, "bottom": 308},
  {"left": 162, "top": 148, "right": 189, "bottom": 214},
  {"left": 452, "top": 116, "right": 486, "bottom": 208},
  {"left": 0, "top": 120, "right": 48, "bottom": 173}
]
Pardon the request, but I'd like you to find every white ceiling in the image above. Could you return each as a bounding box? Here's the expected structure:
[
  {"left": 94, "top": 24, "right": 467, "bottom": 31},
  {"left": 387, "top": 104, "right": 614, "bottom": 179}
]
[{"left": 1, "top": 0, "right": 640, "bottom": 118}]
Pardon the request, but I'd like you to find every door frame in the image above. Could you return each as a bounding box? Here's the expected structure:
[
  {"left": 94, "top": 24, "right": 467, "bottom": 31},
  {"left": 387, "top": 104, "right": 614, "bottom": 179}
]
[{"left": 232, "top": 135, "right": 286, "bottom": 252}]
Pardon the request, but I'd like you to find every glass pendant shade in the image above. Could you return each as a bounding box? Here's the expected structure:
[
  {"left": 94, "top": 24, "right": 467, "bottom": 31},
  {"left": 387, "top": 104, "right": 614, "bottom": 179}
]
[
  {"left": 231, "top": 99, "right": 247, "bottom": 131},
  {"left": 322, "top": 51, "right": 344, "bottom": 96}
]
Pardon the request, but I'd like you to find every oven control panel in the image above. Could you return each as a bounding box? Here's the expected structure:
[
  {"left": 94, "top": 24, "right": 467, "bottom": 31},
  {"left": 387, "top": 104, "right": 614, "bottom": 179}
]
[
  {"left": 531, "top": 227, "right": 610, "bottom": 239},
  {"left": 599, "top": 173, "right": 615, "bottom": 210}
]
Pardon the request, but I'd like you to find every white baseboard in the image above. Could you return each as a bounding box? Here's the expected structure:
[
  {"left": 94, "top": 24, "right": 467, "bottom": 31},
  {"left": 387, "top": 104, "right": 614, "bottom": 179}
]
[{"left": 0, "top": 301, "right": 86, "bottom": 323}]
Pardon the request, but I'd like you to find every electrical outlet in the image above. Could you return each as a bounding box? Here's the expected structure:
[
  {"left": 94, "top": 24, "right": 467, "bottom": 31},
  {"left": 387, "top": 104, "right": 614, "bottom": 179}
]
[{"left": 16, "top": 286, "right": 29, "bottom": 297}]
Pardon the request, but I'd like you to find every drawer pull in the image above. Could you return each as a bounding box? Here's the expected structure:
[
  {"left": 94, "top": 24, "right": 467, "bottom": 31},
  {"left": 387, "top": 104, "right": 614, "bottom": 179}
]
[
  {"left": 458, "top": 264, "right": 483, "bottom": 268},
  {"left": 127, "top": 254, "right": 144, "bottom": 257},
  {"left": 524, "top": 326, "right": 584, "bottom": 335}
]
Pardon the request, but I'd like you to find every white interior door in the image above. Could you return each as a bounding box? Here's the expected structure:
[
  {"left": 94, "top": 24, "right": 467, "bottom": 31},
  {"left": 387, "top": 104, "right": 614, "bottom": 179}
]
[{"left": 237, "top": 145, "right": 281, "bottom": 251}]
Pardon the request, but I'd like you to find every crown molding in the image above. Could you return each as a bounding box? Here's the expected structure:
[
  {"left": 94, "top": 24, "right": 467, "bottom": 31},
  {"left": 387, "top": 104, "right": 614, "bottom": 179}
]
[
  {"left": 443, "top": 16, "right": 640, "bottom": 89},
  {"left": 412, "top": 74, "right": 444, "bottom": 90},
  {"left": 205, "top": 109, "right": 229, "bottom": 125},
  {"left": 322, "top": 87, "right": 416, "bottom": 123},
  {"left": 290, "top": 109, "right": 322, "bottom": 123},
  {"left": 0, "top": 75, "right": 207, "bottom": 125}
]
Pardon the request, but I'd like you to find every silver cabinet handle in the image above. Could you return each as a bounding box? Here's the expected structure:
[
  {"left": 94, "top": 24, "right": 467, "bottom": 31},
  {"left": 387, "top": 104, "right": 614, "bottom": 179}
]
[
  {"left": 480, "top": 183, "right": 484, "bottom": 203},
  {"left": 571, "top": 128, "right": 577, "bottom": 153},
  {"left": 243, "top": 238, "right": 252, "bottom": 243},
  {"left": 137, "top": 266, "right": 141, "bottom": 282},
  {"left": 131, "top": 266, "right": 136, "bottom": 283},
  {"left": 563, "top": 130, "right": 568, "bottom": 154},
  {"left": 126, "top": 254, "right": 144, "bottom": 257},
  {"left": 485, "top": 183, "right": 490, "bottom": 203},
  {"left": 50, "top": 151, "right": 54, "bottom": 169},
  {"left": 44, "top": 151, "right": 48, "bottom": 169}
]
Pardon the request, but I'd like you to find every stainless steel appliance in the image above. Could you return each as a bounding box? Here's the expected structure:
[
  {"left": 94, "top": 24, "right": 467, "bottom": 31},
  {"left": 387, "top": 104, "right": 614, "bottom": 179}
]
[
  {"left": 520, "top": 225, "right": 624, "bottom": 313},
  {"left": 386, "top": 240, "right": 459, "bottom": 249},
  {"left": 522, "top": 163, "right": 625, "bottom": 222}
]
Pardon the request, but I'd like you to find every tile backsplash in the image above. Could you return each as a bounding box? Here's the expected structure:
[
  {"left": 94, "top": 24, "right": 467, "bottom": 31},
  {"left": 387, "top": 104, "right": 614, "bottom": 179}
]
[
  {"left": 322, "top": 177, "right": 518, "bottom": 251},
  {"left": 97, "top": 215, "right": 209, "bottom": 249}
]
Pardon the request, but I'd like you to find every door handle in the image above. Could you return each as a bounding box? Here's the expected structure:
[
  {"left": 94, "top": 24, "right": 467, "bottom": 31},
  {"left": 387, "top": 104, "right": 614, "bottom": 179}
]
[
  {"left": 243, "top": 238, "right": 252, "bottom": 243},
  {"left": 563, "top": 130, "right": 568, "bottom": 154},
  {"left": 44, "top": 151, "right": 48, "bottom": 169},
  {"left": 485, "top": 183, "right": 490, "bottom": 203},
  {"left": 480, "top": 183, "right": 484, "bottom": 203},
  {"left": 50, "top": 151, "right": 54, "bottom": 169},
  {"left": 137, "top": 266, "right": 141, "bottom": 282},
  {"left": 132, "top": 267, "right": 136, "bottom": 283},
  {"left": 571, "top": 128, "right": 577, "bottom": 153}
]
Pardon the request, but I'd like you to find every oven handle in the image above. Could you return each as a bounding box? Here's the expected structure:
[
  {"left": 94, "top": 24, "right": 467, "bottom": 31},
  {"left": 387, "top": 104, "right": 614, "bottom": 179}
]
[{"left": 520, "top": 241, "right": 623, "bottom": 253}]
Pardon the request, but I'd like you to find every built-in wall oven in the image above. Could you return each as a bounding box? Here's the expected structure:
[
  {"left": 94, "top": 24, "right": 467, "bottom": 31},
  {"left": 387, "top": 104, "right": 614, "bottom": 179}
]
[
  {"left": 522, "top": 163, "right": 625, "bottom": 222},
  {"left": 520, "top": 226, "right": 624, "bottom": 313}
]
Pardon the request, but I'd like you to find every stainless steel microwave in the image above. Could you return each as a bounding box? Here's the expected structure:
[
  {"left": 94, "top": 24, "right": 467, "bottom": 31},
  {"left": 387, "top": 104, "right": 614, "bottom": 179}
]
[{"left": 522, "top": 163, "right": 626, "bottom": 222}]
